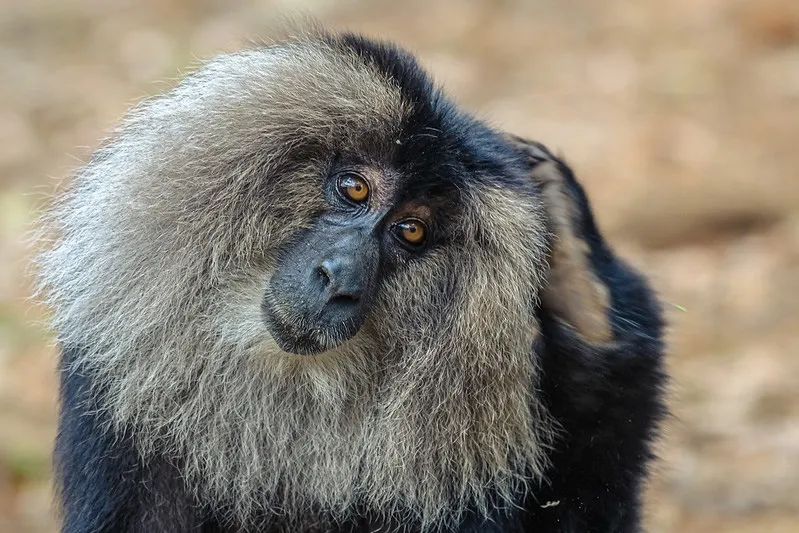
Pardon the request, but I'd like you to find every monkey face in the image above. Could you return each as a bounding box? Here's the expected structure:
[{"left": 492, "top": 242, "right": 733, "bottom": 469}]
[
  {"left": 262, "top": 161, "right": 442, "bottom": 355},
  {"left": 259, "top": 139, "right": 551, "bottom": 356}
]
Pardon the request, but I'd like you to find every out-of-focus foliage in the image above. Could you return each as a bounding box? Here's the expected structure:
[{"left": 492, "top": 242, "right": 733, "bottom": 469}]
[{"left": 1, "top": 0, "right": 798, "bottom": 531}]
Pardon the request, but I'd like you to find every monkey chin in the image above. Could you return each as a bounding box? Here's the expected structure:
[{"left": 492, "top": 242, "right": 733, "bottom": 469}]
[{"left": 262, "top": 302, "right": 359, "bottom": 356}]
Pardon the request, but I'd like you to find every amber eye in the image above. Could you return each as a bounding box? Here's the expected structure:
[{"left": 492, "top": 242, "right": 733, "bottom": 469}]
[
  {"left": 338, "top": 173, "right": 370, "bottom": 203},
  {"left": 395, "top": 219, "right": 427, "bottom": 246}
]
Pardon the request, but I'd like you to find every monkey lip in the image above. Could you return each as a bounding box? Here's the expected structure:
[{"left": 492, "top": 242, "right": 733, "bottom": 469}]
[{"left": 262, "top": 300, "right": 360, "bottom": 356}]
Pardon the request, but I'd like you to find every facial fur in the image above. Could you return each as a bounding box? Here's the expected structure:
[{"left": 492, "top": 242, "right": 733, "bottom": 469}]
[{"left": 37, "top": 29, "right": 554, "bottom": 530}]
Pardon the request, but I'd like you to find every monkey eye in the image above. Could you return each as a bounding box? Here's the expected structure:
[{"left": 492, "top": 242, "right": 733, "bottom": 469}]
[
  {"left": 337, "top": 173, "right": 370, "bottom": 204},
  {"left": 393, "top": 219, "right": 427, "bottom": 247}
]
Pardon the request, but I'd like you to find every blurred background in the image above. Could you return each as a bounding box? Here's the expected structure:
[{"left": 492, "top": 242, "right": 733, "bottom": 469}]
[{"left": 1, "top": 0, "right": 798, "bottom": 531}]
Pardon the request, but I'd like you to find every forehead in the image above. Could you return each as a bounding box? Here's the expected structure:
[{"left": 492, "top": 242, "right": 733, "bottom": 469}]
[{"left": 323, "top": 33, "right": 537, "bottom": 211}]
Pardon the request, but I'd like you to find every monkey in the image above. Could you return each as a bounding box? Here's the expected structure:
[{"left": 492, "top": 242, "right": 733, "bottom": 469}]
[{"left": 35, "top": 28, "right": 666, "bottom": 533}]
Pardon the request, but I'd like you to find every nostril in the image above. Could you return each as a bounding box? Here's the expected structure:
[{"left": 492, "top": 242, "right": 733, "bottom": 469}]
[
  {"left": 316, "top": 259, "right": 362, "bottom": 304},
  {"left": 316, "top": 264, "right": 332, "bottom": 286}
]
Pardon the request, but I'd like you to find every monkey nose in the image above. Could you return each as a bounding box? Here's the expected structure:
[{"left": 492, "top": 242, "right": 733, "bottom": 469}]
[{"left": 316, "top": 258, "right": 363, "bottom": 303}]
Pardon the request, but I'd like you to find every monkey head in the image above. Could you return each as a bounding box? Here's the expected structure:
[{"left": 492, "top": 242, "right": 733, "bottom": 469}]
[
  {"left": 262, "top": 162, "right": 424, "bottom": 355},
  {"left": 243, "top": 39, "right": 554, "bottom": 357}
]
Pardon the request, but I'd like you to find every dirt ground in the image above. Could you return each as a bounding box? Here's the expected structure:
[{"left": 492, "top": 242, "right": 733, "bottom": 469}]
[{"left": 1, "top": 0, "right": 798, "bottom": 531}]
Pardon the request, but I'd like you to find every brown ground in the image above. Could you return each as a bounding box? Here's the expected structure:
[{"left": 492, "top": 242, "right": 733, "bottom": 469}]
[{"left": 1, "top": 0, "right": 798, "bottom": 531}]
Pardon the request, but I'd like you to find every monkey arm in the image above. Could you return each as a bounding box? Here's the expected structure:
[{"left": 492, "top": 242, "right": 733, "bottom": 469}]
[
  {"left": 510, "top": 137, "right": 667, "bottom": 532},
  {"left": 54, "top": 347, "right": 207, "bottom": 533}
]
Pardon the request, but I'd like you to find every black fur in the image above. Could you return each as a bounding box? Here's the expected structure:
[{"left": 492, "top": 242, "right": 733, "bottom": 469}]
[
  {"left": 521, "top": 157, "right": 667, "bottom": 532},
  {"left": 55, "top": 356, "right": 213, "bottom": 532},
  {"left": 336, "top": 32, "right": 536, "bottom": 203},
  {"left": 53, "top": 36, "right": 666, "bottom": 533}
]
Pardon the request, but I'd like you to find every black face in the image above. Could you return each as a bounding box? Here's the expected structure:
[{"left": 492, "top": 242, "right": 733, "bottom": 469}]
[
  {"left": 262, "top": 165, "right": 432, "bottom": 355},
  {"left": 260, "top": 34, "right": 538, "bottom": 355}
]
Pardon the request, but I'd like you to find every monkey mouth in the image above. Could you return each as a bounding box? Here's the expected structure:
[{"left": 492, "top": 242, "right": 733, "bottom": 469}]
[{"left": 261, "top": 297, "right": 360, "bottom": 356}]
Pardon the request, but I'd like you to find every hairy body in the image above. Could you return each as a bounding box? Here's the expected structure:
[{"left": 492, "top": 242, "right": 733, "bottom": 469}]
[{"left": 38, "top": 29, "right": 666, "bottom": 533}]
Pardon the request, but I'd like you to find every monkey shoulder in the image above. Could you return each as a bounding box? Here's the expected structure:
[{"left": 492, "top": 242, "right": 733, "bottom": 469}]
[
  {"left": 55, "top": 350, "right": 209, "bottom": 533},
  {"left": 512, "top": 141, "right": 666, "bottom": 532}
]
